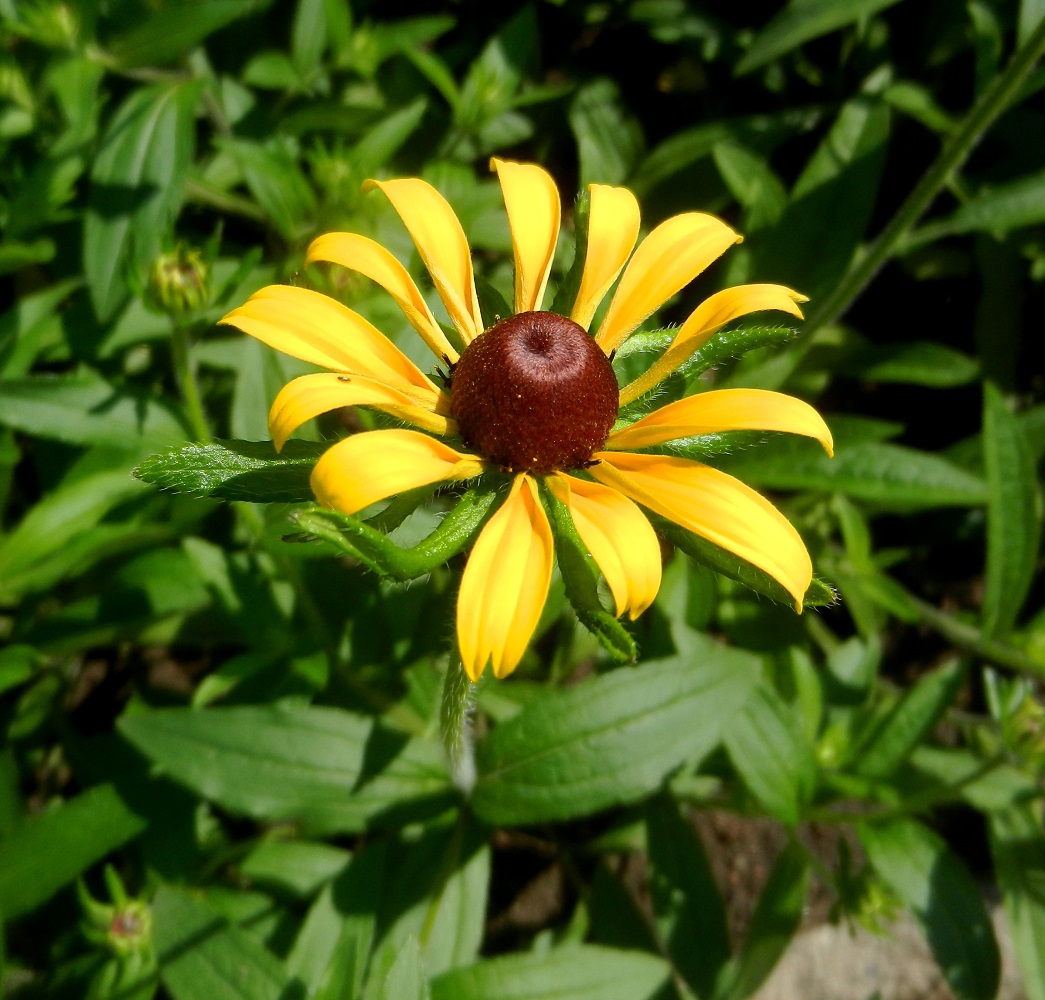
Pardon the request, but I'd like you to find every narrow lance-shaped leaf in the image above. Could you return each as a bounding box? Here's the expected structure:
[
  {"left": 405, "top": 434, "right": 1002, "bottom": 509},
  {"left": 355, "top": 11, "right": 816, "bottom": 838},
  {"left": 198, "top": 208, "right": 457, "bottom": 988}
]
[
  {"left": 154, "top": 886, "right": 291, "bottom": 1000},
  {"left": 0, "top": 784, "right": 145, "bottom": 919},
  {"left": 716, "top": 843, "right": 811, "bottom": 1000},
  {"left": 860, "top": 818, "right": 1000, "bottom": 1000},
  {"left": 85, "top": 81, "right": 200, "bottom": 321},
  {"left": 982, "top": 382, "right": 1041, "bottom": 635},
  {"left": 724, "top": 683, "right": 818, "bottom": 824}
]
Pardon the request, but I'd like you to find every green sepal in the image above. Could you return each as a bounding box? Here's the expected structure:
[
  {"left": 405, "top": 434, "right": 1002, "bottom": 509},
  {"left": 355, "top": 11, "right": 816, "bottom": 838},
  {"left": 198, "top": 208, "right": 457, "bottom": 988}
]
[
  {"left": 293, "top": 483, "right": 503, "bottom": 581},
  {"left": 133, "top": 439, "right": 326, "bottom": 502},
  {"left": 540, "top": 481, "right": 638, "bottom": 663},
  {"left": 652, "top": 515, "right": 836, "bottom": 610},
  {"left": 549, "top": 188, "right": 591, "bottom": 318},
  {"left": 614, "top": 325, "right": 801, "bottom": 418}
]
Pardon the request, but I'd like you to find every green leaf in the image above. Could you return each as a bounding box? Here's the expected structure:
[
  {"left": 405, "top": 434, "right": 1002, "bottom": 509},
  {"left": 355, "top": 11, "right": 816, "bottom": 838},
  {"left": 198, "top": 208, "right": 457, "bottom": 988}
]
[
  {"left": 712, "top": 143, "right": 788, "bottom": 231},
  {"left": 353, "top": 97, "right": 429, "bottom": 175},
  {"left": 723, "top": 683, "right": 817, "bottom": 824},
  {"left": 118, "top": 705, "right": 452, "bottom": 836},
  {"left": 646, "top": 796, "right": 730, "bottom": 998},
  {"left": 85, "top": 81, "right": 201, "bottom": 321},
  {"left": 154, "top": 885, "right": 290, "bottom": 1000},
  {"left": 982, "top": 384, "right": 1041, "bottom": 635},
  {"left": 472, "top": 643, "right": 759, "bottom": 825},
  {"left": 569, "top": 78, "right": 644, "bottom": 187},
  {"left": 756, "top": 91, "right": 890, "bottom": 299},
  {"left": 456, "top": 5, "right": 536, "bottom": 128},
  {"left": 718, "top": 438, "right": 988, "bottom": 507},
  {"left": 737, "top": 0, "right": 910, "bottom": 75},
  {"left": 854, "top": 659, "right": 964, "bottom": 779},
  {"left": 838, "top": 341, "right": 980, "bottom": 387},
  {"left": 106, "top": 0, "right": 260, "bottom": 68},
  {"left": 239, "top": 840, "right": 350, "bottom": 900},
  {"left": 429, "top": 946, "right": 670, "bottom": 1000},
  {"left": 860, "top": 818, "right": 1000, "bottom": 1000},
  {"left": 292, "top": 0, "right": 328, "bottom": 76},
  {"left": 221, "top": 137, "right": 317, "bottom": 240},
  {"left": 377, "top": 937, "right": 430, "bottom": 1000},
  {"left": 0, "top": 459, "right": 153, "bottom": 603},
  {"left": 653, "top": 516, "right": 836, "bottom": 610},
  {"left": 0, "top": 784, "right": 145, "bottom": 919},
  {"left": 989, "top": 806, "right": 1045, "bottom": 1000},
  {"left": 286, "top": 843, "right": 385, "bottom": 1000},
  {"left": 0, "top": 371, "right": 187, "bottom": 449},
  {"left": 716, "top": 843, "right": 810, "bottom": 1000},
  {"left": 134, "top": 439, "right": 324, "bottom": 502},
  {"left": 906, "top": 167, "right": 1045, "bottom": 247}
]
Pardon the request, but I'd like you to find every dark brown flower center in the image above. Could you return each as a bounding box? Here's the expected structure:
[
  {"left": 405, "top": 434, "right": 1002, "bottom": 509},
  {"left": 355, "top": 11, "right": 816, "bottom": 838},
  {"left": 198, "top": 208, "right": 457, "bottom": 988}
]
[{"left": 449, "top": 311, "right": 619, "bottom": 474}]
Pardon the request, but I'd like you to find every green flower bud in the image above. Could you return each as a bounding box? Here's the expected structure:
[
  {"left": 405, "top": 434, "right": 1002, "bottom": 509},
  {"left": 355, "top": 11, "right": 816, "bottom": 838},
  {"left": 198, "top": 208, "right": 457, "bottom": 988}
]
[{"left": 147, "top": 245, "right": 210, "bottom": 317}]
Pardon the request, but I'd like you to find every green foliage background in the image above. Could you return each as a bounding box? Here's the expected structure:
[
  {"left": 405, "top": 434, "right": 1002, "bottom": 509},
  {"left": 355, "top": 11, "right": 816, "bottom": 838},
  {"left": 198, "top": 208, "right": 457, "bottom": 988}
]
[{"left": 1, "top": 0, "right": 1045, "bottom": 998}]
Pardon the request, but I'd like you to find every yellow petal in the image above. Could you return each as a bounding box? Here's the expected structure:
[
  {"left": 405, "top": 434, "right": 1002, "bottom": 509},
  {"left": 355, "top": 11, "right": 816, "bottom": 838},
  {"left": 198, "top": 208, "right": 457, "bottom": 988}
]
[
  {"left": 457, "top": 475, "right": 554, "bottom": 680},
  {"left": 269, "top": 373, "right": 455, "bottom": 452},
  {"left": 618, "top": 284, "right": 807, "bottom": 405},
  {"left": 548, "top": 473, "right": 662, "bottom": 619},
  {"left": 219, "top": 285, "right": 441, "bottom": 401},
  {"left": 311, "top": 429, "right": 485, "bottom": 516},
  {"left": 491, "top": 158, "right": 560, "bottom": 314},
  {"left": 363, "top": 177, "right": 483, "bottom": 343},
  {"left": 594, "top": 213, "right": 742, "bottom": 354},
  {"left": 306, "top": 232, "right": 459, "bottom": 363},
  {"left": 589, "top": 452, "right": 812, "bottom": 611},
  {"left": 608, "top": 388, "right": 833, "bottom": 455},
  {"left": 570, "top": 184, "right": 640, "bottom": 331}
]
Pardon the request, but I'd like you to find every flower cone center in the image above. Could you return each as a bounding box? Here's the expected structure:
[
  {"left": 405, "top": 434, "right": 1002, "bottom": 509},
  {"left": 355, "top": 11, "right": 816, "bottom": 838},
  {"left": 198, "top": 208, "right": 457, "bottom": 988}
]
[{"left": 450, "top": 311, "right": 619, "bottom": 474}]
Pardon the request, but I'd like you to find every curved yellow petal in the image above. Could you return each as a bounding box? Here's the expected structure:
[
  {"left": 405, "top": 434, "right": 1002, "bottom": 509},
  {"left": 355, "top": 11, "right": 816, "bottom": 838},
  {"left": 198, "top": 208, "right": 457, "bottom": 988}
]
[
  {"left": 491, "top": 158, "right": 560, "bottom": 314},
  {"left": 457, "top": 475, "right": 554, "bottom": 680},
  {"left": 219, "top": 285, "right": 441, "bottom": 401},
  {"left": 306, "top": 232, "right": 459, "bottom": 363},
  {"left": 618, "top": 284, "right": 808, "bottom": 405},
  {"left": 589, "top": 452, "right": 812, "bottom": 611},
  {"left": 311, "top": 429, "right": 485, "bottom": 516},
  {"left": 548, "top": 473, "right": 662, "bottom": 619},
  {"left": 570, "top": 184, "right": 640, "bottom": 331},
  {"left": 269, "top": 373, "right": 455, "bottom": 452},
  {"left": 594, "top": 213, "right": 742, "bottom": 354},
  {"left": 608, "top": 388, "right": 833, "bottom": 455},
  {"left": 363, "top": 177, "right": 483, "bottom": 343}
]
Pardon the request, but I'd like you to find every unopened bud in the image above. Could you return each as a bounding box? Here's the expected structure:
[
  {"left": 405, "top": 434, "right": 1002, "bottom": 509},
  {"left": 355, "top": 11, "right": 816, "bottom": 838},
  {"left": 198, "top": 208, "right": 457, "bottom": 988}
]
[{"left": 147, "top": 245, "right": 210, "bottom": 316}]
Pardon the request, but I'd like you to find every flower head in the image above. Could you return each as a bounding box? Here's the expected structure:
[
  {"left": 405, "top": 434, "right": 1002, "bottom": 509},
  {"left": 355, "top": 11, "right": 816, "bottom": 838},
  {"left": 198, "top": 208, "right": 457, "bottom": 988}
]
[{"left": 220, "top": 159, "right": 833, "bottom": 681}]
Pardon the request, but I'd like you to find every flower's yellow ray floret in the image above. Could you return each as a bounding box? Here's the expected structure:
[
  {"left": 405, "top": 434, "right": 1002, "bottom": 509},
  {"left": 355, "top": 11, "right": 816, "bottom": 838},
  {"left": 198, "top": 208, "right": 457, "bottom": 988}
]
[
  {"left": 608, "top": 388, "right": 833, "bottom": 455},
  {"left": 457, "top": 475, "right": 554, "bottom": 680},
  {"left": 548, "top": 473, "right": 662, "bottom": 619},
  {"left": 618, "top": 284, "right": 808, "bottom": 406},
  {"left": 219, "top": 285, "right": 441, "bottom": 401},
  {"left": 595, "top": 213, "right": 742, "bottom": 355},
  {"left": 589, "top": 452, "right": 812, "bottom": 611},
  {"left": 306, "top": 232, "right": 458, "bottom": 363},
  {"left": 311, "top": 429, "right": 485, "bottom": 517},
  {"left": 491, "top": 158, "right": 561, "bottom": 315},
  {"left": 269, "top": 373, "right": 455, "bottom": 452},
  {"left": 570, "top": 184, "right": 640, "bottom": 331},
  {"left": 362, "top": 177, "right": 483, "bottom": 343}
]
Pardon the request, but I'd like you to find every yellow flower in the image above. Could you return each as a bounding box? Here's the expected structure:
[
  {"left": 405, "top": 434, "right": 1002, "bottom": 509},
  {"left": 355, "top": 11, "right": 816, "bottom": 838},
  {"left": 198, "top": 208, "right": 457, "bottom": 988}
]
[{"left": 220, "top": 159, "right": 833, "bottom": 682}]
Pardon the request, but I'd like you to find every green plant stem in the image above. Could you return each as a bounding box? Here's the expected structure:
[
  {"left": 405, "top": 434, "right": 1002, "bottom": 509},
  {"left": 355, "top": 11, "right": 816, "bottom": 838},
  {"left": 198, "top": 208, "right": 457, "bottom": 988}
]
[
  {"left": 803, "top": 15, "right": 1045, "bottom": 334},
  {"left": 440, "top": 657, "right": 476, "bottom": 794},
  {"left": 170, "top": 321, "right": 212, "bottom": 445},
  {"left": 908, "top": 595, "right": 1045, "bottom": 680}
]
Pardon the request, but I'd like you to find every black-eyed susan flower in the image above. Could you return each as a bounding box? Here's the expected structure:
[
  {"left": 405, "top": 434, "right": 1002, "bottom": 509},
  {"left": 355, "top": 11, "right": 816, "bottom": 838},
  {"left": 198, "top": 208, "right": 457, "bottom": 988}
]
[{"left": 219, "top": 159, "right": 833, "bottom": 682}]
